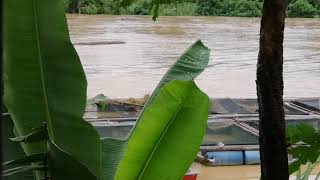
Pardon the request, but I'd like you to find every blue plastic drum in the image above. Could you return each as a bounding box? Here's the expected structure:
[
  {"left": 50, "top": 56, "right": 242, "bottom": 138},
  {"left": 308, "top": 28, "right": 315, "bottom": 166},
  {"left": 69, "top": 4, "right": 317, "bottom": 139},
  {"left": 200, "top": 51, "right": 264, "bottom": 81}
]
[
  {"left": 205, "top": 151, "right": 243, "bottom": 165},
  {"left": 244, "top": 151, "right": 260, "bottom": 165}
]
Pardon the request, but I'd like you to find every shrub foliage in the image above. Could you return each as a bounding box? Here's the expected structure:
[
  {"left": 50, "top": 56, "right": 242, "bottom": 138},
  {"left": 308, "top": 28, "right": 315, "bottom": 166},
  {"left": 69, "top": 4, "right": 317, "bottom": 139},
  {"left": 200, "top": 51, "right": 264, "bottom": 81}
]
[{"left": 65, "top": 0, "right": 320, "bottom": 17}]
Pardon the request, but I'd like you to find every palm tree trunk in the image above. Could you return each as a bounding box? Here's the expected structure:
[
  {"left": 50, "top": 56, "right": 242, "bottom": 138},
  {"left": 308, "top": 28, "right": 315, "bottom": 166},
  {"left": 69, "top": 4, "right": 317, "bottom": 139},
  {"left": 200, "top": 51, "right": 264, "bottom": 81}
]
[{"left": 256, "top": 0, "right": 289, "bottom": 179}]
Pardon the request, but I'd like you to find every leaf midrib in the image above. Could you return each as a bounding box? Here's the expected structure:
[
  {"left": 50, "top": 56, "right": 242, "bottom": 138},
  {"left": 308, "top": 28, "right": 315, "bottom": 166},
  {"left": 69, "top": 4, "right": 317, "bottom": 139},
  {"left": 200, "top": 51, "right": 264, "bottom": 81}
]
[
  {"left": 137, "top": 95, "right": 189, "bottom": 179},
  {"left": 32, "top": 0, "right": 53, "bottom": 139}
]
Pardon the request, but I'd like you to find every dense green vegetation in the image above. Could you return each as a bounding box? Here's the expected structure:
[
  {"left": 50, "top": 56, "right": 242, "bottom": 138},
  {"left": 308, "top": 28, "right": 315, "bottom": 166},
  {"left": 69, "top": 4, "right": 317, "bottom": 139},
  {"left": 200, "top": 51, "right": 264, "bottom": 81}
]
[{"left": 65, "top": 0, "right": 320, "bottom": 17}]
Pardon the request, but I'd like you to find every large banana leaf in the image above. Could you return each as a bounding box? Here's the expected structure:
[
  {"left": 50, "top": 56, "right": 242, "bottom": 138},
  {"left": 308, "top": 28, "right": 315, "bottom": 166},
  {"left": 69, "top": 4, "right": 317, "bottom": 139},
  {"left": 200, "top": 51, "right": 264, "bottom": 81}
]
[
  {"left": 4, "top": 0, "right": 101, "bottom": 179},
  {"left": 100, "top": 40, "right": 210, "bottom": 180},
  {"left": 144, "top": 40, "right": 210, "bottom": 108},
  {"left": 115, "top": 80, "right": 210, "bottom": 180}
]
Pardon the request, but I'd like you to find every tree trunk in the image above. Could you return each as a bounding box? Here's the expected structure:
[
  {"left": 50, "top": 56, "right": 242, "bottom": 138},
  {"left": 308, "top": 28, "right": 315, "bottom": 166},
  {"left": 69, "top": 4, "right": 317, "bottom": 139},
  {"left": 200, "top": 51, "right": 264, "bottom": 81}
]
[
  {"left": 67, "top": 0, "right": 80, "bottom": 13},
  {"left": 256, "top": 0, "right": 289, "bottom": 180}
]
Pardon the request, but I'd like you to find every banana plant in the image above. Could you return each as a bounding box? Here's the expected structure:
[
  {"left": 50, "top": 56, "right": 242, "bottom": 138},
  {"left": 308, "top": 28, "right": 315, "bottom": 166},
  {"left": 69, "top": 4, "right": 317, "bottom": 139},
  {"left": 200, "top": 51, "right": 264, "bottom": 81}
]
[
  {"left": 4, "top": 0, "right": 101, "bottom": 179},
  {"left": 101, "top": 40, "right": 210, "bottom": 180},
  {"left": 3, "top": 0, "right": 211, "bottom": 179},
  {"left": 114, "top": 80, "right": 210, "bottom": 180}
]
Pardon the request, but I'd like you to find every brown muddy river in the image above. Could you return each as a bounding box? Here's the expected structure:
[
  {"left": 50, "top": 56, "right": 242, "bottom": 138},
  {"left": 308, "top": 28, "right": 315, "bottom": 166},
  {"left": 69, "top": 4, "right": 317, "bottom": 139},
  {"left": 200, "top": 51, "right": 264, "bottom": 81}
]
[
  {"left": 67, "top": 15, "right": 319, "bottom": 99},
  {"left": 67, "top": 15, "right": 319, "bottom": 179}
]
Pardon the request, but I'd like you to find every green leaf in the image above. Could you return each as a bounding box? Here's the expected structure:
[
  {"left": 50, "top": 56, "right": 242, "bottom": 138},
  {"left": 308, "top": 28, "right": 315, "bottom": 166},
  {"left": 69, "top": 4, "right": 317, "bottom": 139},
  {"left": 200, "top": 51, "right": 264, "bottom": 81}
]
[
  {"left": 87, "top": 94, "right": 106, "bottom": 105},
  {"left": 142, "top": 40, "right": 210, "bottom": 110},
  {"left": 3, "top": 153, "right": 46, "bottom": 166},
  {"left": 287, "top": 124, "right": 320, "bottom": 175},
  {"left": 3, "top": 164, "right": 45, "bottom": 177},
  {"left": 289, "top": 146, "right": 319, "bottom": 163},
  {"left": 47, "top": 140, "right": 96, "bottom": 180},
  {"left": 4, "top": 0, "right": 101, "bottom": 179},
  {"left": 100, "top": 40, "right": 210, "bottom": 180},
  {"left": 287, "top": 124, "right": 318, "bottom": 145},
  {"left": 100, "top": 138, "right": 127, "bottom": 180},
  {"left": 115, "top": 80, "right": 210, "bottom": 180},
  {"left": 10, "top": 124, "right": 48, "bottom": 143},
  {"left": 2, "top": 114, "right": 35, "bottom": 180},
  {"left": 87, "top": 94, "right": 107, "bottom": 111},
  {"left": 289, "top": 160, "right": 301, "bottom": 175}
]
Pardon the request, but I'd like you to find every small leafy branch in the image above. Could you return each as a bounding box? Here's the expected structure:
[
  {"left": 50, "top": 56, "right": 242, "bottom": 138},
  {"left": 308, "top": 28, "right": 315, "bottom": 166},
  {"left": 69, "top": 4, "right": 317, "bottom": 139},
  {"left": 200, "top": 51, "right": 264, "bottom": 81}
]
[{"left": 287, "top": 123, "right": 320, "bottom": 178}]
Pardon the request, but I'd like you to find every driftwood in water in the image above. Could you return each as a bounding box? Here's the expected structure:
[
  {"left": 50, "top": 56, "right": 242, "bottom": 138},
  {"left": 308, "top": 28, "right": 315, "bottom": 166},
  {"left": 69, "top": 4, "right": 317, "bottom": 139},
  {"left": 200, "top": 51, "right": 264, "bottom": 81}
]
[
  {"left": 73, "top": 41, "right": 126, "bottom": 46},
  {"left": 200, "top": 145, "right": 259, "bottom": 152},
  {"left": 256, "top": 0, "right": 289, "bottom": 179}
]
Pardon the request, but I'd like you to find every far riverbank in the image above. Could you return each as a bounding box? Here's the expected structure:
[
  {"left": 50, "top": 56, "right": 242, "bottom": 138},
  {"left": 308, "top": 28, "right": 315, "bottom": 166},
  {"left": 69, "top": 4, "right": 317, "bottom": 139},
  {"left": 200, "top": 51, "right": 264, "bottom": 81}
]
[{"left": 65, "top": 0, "right": 320, "bottom": 18}]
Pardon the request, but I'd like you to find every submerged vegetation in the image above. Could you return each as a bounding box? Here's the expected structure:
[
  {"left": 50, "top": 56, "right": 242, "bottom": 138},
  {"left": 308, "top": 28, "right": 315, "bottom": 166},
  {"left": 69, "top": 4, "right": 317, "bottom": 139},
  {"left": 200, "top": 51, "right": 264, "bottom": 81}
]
[{"left": 65, "top": 0, "right": 320, "bottom": 17}]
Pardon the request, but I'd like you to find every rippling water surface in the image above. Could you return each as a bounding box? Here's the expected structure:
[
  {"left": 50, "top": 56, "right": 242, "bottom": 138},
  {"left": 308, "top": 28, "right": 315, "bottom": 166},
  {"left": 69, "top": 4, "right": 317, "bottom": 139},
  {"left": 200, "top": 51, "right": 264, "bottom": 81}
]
[{"left": 67, "top": 15, "right": 320, "bottom": 98}]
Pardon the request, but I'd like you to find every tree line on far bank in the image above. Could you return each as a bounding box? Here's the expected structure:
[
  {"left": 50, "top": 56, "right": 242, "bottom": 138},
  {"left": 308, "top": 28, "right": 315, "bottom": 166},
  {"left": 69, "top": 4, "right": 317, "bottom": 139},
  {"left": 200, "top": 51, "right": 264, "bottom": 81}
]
[{"left": 65, "top": 0, "right": 320, "bottom": 17}]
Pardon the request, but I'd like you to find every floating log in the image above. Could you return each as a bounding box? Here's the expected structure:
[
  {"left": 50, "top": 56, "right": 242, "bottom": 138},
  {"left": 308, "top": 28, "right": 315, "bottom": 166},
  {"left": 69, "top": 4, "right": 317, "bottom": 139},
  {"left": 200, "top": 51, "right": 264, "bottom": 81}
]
[{"left": 73, "top": 40, "right": 126, "bottom": 46}]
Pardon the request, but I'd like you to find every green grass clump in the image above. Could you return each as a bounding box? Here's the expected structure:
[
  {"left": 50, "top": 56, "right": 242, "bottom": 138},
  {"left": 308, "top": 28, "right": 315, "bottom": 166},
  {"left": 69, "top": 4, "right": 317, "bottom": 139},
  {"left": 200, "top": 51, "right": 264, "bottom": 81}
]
[
  {"left": 288, "top": 0, "right": 319, "bottom": 17},
  {"left": 197, "top": 0, "right": 262, "bottom": 17}
]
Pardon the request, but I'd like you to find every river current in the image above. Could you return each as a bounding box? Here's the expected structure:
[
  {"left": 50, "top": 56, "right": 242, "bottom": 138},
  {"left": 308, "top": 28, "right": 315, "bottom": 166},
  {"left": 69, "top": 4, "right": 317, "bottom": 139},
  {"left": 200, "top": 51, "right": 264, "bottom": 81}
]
[{"left": 67, "top": 15, "right": 320, "bottom": 99}]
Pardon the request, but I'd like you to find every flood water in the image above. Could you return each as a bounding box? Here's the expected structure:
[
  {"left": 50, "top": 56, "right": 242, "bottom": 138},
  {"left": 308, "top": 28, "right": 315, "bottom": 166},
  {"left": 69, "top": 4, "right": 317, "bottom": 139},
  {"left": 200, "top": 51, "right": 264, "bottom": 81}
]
[
  {"left": 67, "top": 15, "right": 319, "bottom": 179},
  {"left": 194, "top": 163, "right": 320, "bottom": 180},
  {"left": 67, "top": 15, "right": 320, "bottom": 99}
]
